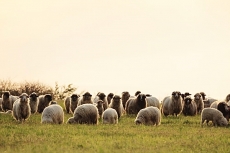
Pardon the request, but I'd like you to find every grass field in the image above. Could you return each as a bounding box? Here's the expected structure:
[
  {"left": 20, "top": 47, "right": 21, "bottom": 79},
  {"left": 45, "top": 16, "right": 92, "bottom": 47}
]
[{"left": 0, "top": 101, "right": 230, "bottom": 153}]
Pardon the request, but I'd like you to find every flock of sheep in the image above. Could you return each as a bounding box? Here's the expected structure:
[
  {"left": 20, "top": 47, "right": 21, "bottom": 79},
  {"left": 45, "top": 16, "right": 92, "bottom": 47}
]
[{"left": 0, "top": 90, "right": 230, "bottom": 127}]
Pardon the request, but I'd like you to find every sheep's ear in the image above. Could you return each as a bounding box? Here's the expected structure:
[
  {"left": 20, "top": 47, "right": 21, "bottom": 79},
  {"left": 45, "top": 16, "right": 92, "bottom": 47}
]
[{"left": 172, "top": 92, "right": 175, "bottom": 95}]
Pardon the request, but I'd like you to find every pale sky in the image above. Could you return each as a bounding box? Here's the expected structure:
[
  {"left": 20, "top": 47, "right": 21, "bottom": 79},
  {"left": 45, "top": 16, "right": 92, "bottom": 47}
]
[{"left": 1, "top": 0, "right": 230, "bottom": 100}]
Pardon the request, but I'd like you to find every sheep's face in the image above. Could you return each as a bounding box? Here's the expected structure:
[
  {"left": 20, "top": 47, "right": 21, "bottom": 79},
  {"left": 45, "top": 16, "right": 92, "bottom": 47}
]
[
  {"left": 219, "top": 117, "right": 228, "bottom": 126},
  {"left": 135, "top": 91, "right": 141, "bottom": 96},
  {"left": 138, "top": 94, "right": 146, "bottom": 102},
  {"left": 83, "top": 92, "right": 92, "bottom": 101},
  {"left": 194, "top": 93, "right": 201, "bottom": 100},
  {"left": 184, "top": 97, "right": 192, "bottom": 105},
  {"left": 122, "top": 92, "right": 130, "bottom": 102},
  {"left": 3, "top": 91, "right": 10, "bottom": 100},
  {"left": 172, "top": 91, "right": 181, "bottom": 99},
  {"left": 112, "top": 95, "right": 121, "bottom": 104},
  {"left": 217, "top": 102, "right": 230, "bottom": 112},
  {"left": 67, "top": 117, "right": 76, "bottom": 124},
  {"left": 30, "top": 93, "right": 38, "bottom": 101},
  {"left": 107, "top": 93, "right": 114, "bottom": 99},
  {"left": 98, "top": 92, "right": 106, "bottom": 100},
  {"left": 71, "top": 94, "right": 79, "bottom": 101},
  {"left": 19, "top": 93, "right": 29, "bottom": 103},
  {"left": 44, "top": 94, "right": 52, "bottom": 102},
  {"left": 200, "top": 92, "right": 206, "bottom": 100},
  {"left": 96, "top": 100, "right": 104, "bottom": 107}
]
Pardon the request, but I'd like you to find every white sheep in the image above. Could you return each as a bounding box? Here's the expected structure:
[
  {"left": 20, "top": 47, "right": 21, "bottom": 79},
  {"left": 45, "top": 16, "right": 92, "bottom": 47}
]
[
  {"left": 67, "top": 104, "right": 99, "bottom": 124},
  {"left": 193, "top": 93, "right": 204, "bottom": 114},
  {"left": 108, "top": 95, "right": 124, "bottom": 119},
  {"left": 135, "top": 106, "right": 161, "bottom": 126},
  {"left": 41, "top": 104, "right": 64, "bottom": 124},
  {"left": 2, "top": 91, "right": 18, "bottom": 112},
  {"left": 29, "top": 92, "right": 39, "bottom": 114},
  {"left": 125, "top": 93, "right": 147, "bottom": 115},
  {"left": 12, "top": 93, "right": 31, "bottom": 122},
  {"left": 146, "top": 96, "right": 160, "bottom": 109},
  {"left": 201, "top": 108, "right": 228, "bottom": 127},
  {"left": 37, "top": 94, "right": 52, "bottom": 113},
  {"left": 102, "top": 108, "right": 118, "bottom": 124},
  {"left": 162, "top": 91, "right": 183, "bottom": 117},
  {"left": 77, "top": 92, "right": 93, "bottom": 106}
]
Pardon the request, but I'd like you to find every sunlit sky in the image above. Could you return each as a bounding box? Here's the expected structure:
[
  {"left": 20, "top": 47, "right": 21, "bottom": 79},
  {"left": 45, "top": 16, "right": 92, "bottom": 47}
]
[{"left": 1, "top": 0, "right": 230, "bottom": 100}]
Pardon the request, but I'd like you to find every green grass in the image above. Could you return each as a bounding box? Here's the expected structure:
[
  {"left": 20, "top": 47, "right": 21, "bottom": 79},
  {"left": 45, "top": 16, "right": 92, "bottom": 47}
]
[{"left": 1, "top": 101, "right": 230, "bottom": 153}]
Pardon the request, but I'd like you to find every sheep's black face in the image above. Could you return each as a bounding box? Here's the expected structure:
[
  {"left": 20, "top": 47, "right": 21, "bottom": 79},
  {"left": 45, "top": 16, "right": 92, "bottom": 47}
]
[
  {"left": 3, "top": 92, "right": 10, "bottom": 99},
  {"left": 194, "top": 93, "right": 201, "bottom": 100},
  {"left": 30, "top": 93, "right": 38, "bottom": 101},
  {"left": 71, "top": 94, "right": 79, "bottom": 101},
  {"left": 83, "top": 92, "right": 92, "bottom": 101},
  {"left": 172, "top": 91, "right": 181, "bottom": 99},
  {"left": 97, "top": 100, "right": 103, "bottom": 107},
  {"left": 113, "top": 95, "right": 121, "bottom": 104},
  {"left": 98, "top": 93, "right": 106, "bottom": 100},
  {"left": 45, "top": 94, "right": 52, "bottom": 102},
  {"left": 184, "top": 97, "right": 192, "bottom": 105},
  {"left": 138, "top": 94, "right": 146, "bottom": 102},
  {"left": 108, "top": 93, "right": 114, "bottom": 98}
]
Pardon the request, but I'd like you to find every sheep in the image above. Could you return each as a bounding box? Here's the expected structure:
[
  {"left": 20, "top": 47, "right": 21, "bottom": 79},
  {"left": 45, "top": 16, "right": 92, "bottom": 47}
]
[
  {"left": 64, "top": 96, "right": 71, "bottom": 113},
  {"left": 70, "top": 94, "right": 80, "bottom": 114},
  {"left": 135, "top": 91, "right": 141, "bottom": 96},
  {"left": 96, "top": 92, "right": 108, "bottom": 110},
  {"left": 77, "top": 92, "right": 93, "bottom": 106},
  {"left": 121, "top": 91, "right": 130, "bottom": 110},
  {"left": 225, "top": 94, "right": 230, "bottom": 102},
  {"left": 200, "top": 92, "right": 218, "bottom": 108},
  {"left": 135, "top": 106, "right": 161, "bottom": 126},
  {"left": 182, "top": 96, "right": 197, "bottom": 116},
  {"left": 12, "top": 93, "right": 31, "bottom": 122},
  {"left": 193, "top": 93, "right": 204, "bottom": 114},
  {"left": 37, "top": 94, "right": 52, "bottom": 113},
  {"left": 102, "top": 108, "right": 118, "bottom": 124},
  {"left": 217, "top": 101, "right": 230, "bottom": 121},
  {"left": 95, "top": 100, "right": 104, "bottom": 118},
  {"left": 107, "top": 93, "right": 114, "bottom": 105},
  {"left": 210, "top": 101, "right": 221, "bottom": 109},
  {"left": 67, "top": 104, "right": 99, "bottom": 124},
  {"left": 2, "top": 91, "right": 18, "bottom": 112},
  {"left": 108, "top": 95, "right": 123, "bottom": 119},
  {"left": 181, "top": 92, "right": 191, "bottom": 100},
  {"left": 201, "top": 108, "right": 228, "bottom": 127},
  {"left": 161, "top": 91, "right": 183, "bottom": 117},
  {"left": 146, "top": 96, "right": 160, "bottom": 109},
  {"left": 29, "top": 92, "right": 39, "bottom": 114},
  {"left": 41, "top": 104, "right": 64, "bottom": 124},
  {"left": 125, "top": 93, "right": 147, "bottom": 115}
]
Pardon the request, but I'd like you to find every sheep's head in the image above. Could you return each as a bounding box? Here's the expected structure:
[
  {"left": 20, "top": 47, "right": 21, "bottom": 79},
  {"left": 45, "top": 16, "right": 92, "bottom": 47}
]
[
  {"left": 137, "top": 94, "right": 147, "bottom": 109},
  {"left": 200, "top": 92, "right": 206, "bottom": 100},
  {"left": 121, "top": 91, "right": 130, "bottom": 102},
  {"left": 135, "top": 91, "right": 141, "bottom": 96},
  {"left": 83, "top": 92, "right": 92, "bottom": 101},
  {"left": 184, "top": 96, "right": 192, "bottom": 105},
  {"left": 96, "top": 100, "right": 104, "bottom": 107},
  {"left": 97, "top": 92, "right": 106, "bottom": 100},
  {"left": 71, "top": 94, "right": 79, "bottom": 101},
  {"left": 172, "top": 91, "right": 181, "bottom": 99},
  {"left": 29, "top": 92, "right": 38, "bottom": 101},
  {"left": 3, "top": 91, "right": 10, "bottom": 99},
  {"left": 194, "top": 93, "right": 202, "bottom": 100},
  {"left": 44, "top": 94, "right": 52, "bottom": 102},
  {"left": 112, "top": 95, "right": 121, "bottom": 104},
  {"left": 107, "top": 93, "right": 114, "bottom": 99},
  {"left": 19, "top": 93, "right": 29, "bottom": 103}
]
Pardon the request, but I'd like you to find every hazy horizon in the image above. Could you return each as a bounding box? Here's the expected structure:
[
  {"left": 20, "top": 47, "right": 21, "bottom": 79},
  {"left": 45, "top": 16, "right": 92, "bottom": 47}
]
[{"left": 1, "top": 1, "right": 230, "bottom": 100}]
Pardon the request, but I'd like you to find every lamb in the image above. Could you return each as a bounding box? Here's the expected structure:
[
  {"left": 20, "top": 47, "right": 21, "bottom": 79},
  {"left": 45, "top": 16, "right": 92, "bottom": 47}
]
[
  {"left": 217, "top": 101, "right": 230, "bottom": 121},
  {"left": 37, "top": 94, "right": 52, "bottom": 113},
  {"left": 135, "top": 106, "right": 161, "bottom": 126},
  {"left": 77, "top": 92, "right": 93, "bottom": 106},
  {"left": 182, "top": 96, "right": 197, "bottom": 116},
  {"left": 108, "top": 95, "right": 123, "bottom": 119},
  {"left": 95, "top": 100, "right": 104, "bottom": 118},
  {"left": 201, "top": 108, "right": 228, "bottom": 127},
  {"left": 2, "top": 91, "right": 18, "bottom": 112},
  {"left": 29, "top": 92, "right": 39, "bottom": 114},
  {"left": 70, "top": 94, "right": 80, "bottom": 114},
  {"left": 12, "top": 93, "right": 31, "bottom": 122},
  {"left": 95, "top": 92, "right": 108, "bottom": 110},
  {"left": 64, "top": 96, "right": 71, "bottom": 113},
  {"left": 41, "top": 104, "right": 64, "bottom": 124},
  {"left": 102, "top": 108, "right": 118, "bottom": 124},
  {"left": 107, "top": 93, "right": 114, "bottom": 105},
  {"left": 162, "top": 91, "right": 183, "bottom": 117},
  {"left": 67, "top": 104, "right": 99, "bottom": 124},
  {"left": 146, "top": 96, "right": 160, "bottom": 109},
  {"left": 225, "top": 94, "right": 230, "bottom": 102},
  {"left": 125, "top": 93, "right": 147, "bottom": 115},
  {"left": 193, "top": 93, "right": 204, "bottom": 114},
  {"left": 121, "top": 91, "right": 130, "bottom": 110}
]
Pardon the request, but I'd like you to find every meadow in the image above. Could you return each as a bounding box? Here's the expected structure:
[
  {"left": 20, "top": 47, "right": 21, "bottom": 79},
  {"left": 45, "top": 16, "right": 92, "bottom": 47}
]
[{"left": 0, "top": 100, "right": 230, "bottom": 153}]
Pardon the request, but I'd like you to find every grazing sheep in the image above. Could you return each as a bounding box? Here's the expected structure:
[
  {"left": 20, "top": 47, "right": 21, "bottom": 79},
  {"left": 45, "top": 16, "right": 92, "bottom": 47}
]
[
  {"left": 225, "top": 94, "right": 230, "bottom": 102},
  {"left": 70, "top": 94, "right": 80, "bottom": 114},
  {"left": 29, "top": 92, "right": 39, "bottom": 114},
  {"left": 66, "top": 117, "right": 76, "bottom": 124},
  {"left": 12, "top": 93, "right": 31, "bottom": 122},
  {"left": 135, "top": 106, "right": 161, "bottom": 126},
  {"left": 109, "top": 95, "right": 123, "bottom": 119},
  {"left": 107, "top": 93, "right": 114, "bottom": 105},
  {"left": 95, "top": 100, "right": 104, "bottom": 118},
  {"left": 181, "top": 92, "right": 191, "bottom": 100},
  {"left": 77, "top": 92, "right": 93, "bottom": 106},
  {"left": 217, "top": 101, "right": 230, "bottom": 121},
  {"left": 64, "top": 97, "right": 71, "bottom": 113},
  {"left": 125, "top": 93, "right": 147, "bottom": 115},
  {"left": 193, "top": 93, "right": 204, "bottom": 114},
  {"left": 102, "top": 108, "right": 118, "bottom": 124},
  {"left": 201, "top": 108, "right": 228, "bottom": 127},
  {"left": 2, "top": 91, "right": 18, "bottom": 112},
  {"left": 146, "top": 96, "right": 160, "bottom": 109},
  {"left": 121, "top": 91, "right": 130, "bottom": 110},
  {"left": 41, "top": 104, "right": 64, "bottom": 124},
  {"left": 182, "top": 96, "right": 197, "bottom": 116},
  {"left": 37, "top": 94, "right": 52, "bottom": 113},
  {"left": 67, "top": 104, "right": 99, "bottom": 124},
  {"left": 162, "top": 91, "right": 183, "bottom": 117}
]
